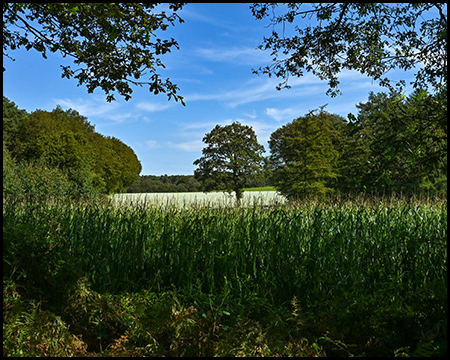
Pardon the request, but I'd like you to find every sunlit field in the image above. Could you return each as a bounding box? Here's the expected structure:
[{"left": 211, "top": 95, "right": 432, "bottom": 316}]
[{"left": 112, "top": 190, "right": 286, "bottom": 207}]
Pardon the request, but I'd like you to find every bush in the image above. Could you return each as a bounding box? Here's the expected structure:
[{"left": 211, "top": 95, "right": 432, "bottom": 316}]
[{"left": 3, "top": 144, "right": 101, "bottom": 201}]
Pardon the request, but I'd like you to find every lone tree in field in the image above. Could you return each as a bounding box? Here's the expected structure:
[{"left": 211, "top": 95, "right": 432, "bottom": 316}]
[{"left": 193, "top": 122, "right": 266, "bottom": 205}]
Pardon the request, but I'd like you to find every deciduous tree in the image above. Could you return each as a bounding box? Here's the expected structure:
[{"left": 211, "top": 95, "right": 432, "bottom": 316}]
[
  {"left": 193, "top": 122, "right": 266, "bottom": 204},
  {"left": 269, "top": 109, "right": 344, "bottom": 199}
]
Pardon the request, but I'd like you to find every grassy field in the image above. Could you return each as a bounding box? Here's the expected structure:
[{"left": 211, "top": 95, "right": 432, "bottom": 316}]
[{"left": 3, "top": 195, "right": 447, "bottom": 356}]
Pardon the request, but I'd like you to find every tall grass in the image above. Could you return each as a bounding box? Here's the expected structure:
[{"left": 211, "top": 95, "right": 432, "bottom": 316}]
[{"left": 4, "top": 195, "right": 446, "bottom": 309}]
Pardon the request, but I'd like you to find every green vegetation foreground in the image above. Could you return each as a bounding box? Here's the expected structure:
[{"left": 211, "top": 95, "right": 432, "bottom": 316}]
[{"left": 3, "top": 196, "right": 447, "bottom": 356}]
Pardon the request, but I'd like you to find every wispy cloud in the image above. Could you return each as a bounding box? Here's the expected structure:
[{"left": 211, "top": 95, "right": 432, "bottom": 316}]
[
  {"left": 183, "top": 75, "right": 326, "bottom": 108},
  {"left": 244, "top": 110, "right": 257, "bottom": 119},
  {"left": 168, "top": 140, "right": 204, "bottom": 152},
  {"left": 136, "top": 101, "right": 174, "bottom": 112},
  {"left": 232, "top": 118, "right": 279, "bottom": 145},
  {"left": 179, "top": 5, "right": 254, "bottom": 32},
  {"left": 182, "top": 66, "right": 392, "bottom": 111},
  {"left": 170, "top": 116, "right": 277, "bottom": 154},
  {"left": 179, "top": 8, "right": 230, "bottom": 28},
  {"left": 191, "top": 46, "right": 270, "bottom": 66},
  {"left": 181, "top": 119, "right": 232, "bottom": 131},
  {"left": 265, "top": 107, "right": 299, "bottom": 122},
  {"left": 53, "top": 96, "right": 119, "bottom": 118},
  {"left": 52, "top": 96, "right": 138, "bottom": 125},
  {"left": 186, "top": 117, "right": 278, "bottom": 148},
  {"left": 146, "top": 140, "right": 161, "bottom": 149}
]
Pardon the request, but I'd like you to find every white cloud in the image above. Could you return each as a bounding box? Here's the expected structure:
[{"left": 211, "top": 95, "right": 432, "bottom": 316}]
[
  {"left": 181, "top": 121, "right": 219, "bottom": 131},
  {"left": 183, "top": 79, "right": 273, "bottom": 105},
  {"left": 168, "top": 140, "right": 204, "bottom": 152},
  {"left": 183, "top": 74, "right": 329, "bottom": 108},
  {"left": 136, "top": 102, "right": 173, "bottom": 112},
  {"left": 265, "top": 107, "right": 298, "bottom": 122},
  {"left": 53, "top": 96, "right": 120, "bottom": 118},
  {"left": 52, "top": 96, "right": 139, "bottom": 125},
  {"left": 234, "top": 118, "right": 279, "bottom": 146},
  {"left": 146, "top": 140, "right": 160, "bottom": 149},
  {"left": 182, "top": 66, "right": 392, "bottom": 111},
  {"left": 181, "top": 119, "right": 233, "bottom": 131},
  {"left": 105, "top": 112, "right": 136, "bottom": 124},
  {"left": 169, "top": 120, "right": 276, "bottom": 153},
  {"left": 244, "top": 110, "right": 257, "bottom": 119},
  {"left": 179, "top": 6, "right": 252, "bottom": 32},
  {"left": 191, "top": 46, "right": 270, "bottom": 65}
]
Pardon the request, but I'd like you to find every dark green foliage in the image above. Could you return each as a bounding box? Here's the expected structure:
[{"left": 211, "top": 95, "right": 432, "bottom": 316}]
[
  {"left": 269, "top": 109, "right": 344, "bottom": 199},
  {"left": 93, "top": 134, "right": 143, "bottom": 194},
  {"left": 3, "top": 200, "right": 79, "bottom": 305},
  {"left": 3, "top": 3, "right": 186, "bottom": 103},
  {"left": 337, "top": 89, "right": 447, "bottom": 195},
  {"left": 268, "top": 89, "right": 447, "bottom": 199},
  {"left": 14, "top": 108, "right": 95, "bottom": 171},
  {"left": 13, "top": 160, "right": 75, "bottom": 200},
  {"left": 2, "top": 96, "right": 28, "bottom": 148},
  {"left": 3, "top": 143, "right": 22, "bottom": 196}
]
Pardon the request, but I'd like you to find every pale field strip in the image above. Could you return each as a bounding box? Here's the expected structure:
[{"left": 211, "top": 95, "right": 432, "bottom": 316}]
[{"left": 112, "top": 191, "right": 286, "bottom": 207}]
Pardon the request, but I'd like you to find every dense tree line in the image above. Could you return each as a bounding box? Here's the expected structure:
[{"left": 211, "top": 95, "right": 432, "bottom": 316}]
[
  {"left": 4, "top": 88, "right": 445, "bottom": 201},
  {"left": 3, "top": 96, "right": 142, "bottom": 199},
  {"left": 268, "top": 89, "right": 447, "bottom": 199},
  {"left": 126, "top": 175, "right": 202, "bottom": 193},
  {"left": 126, "top": 174, "right": 272, "bottom": 193},
  {"left": 338, "top": 89, "right": 447, "bottom": 195},
  {"left": 127, "top": 173, "right": 273, "bottom": 194}
]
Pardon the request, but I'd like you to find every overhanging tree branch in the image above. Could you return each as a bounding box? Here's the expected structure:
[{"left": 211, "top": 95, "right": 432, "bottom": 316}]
[{"left": 3, "top": 3, "right": 186, "bottom": 103}]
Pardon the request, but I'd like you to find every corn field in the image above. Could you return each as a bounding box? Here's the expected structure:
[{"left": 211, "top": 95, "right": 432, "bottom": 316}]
[{"left": 4, "top": 195, "right": 446, "bottom": 307}]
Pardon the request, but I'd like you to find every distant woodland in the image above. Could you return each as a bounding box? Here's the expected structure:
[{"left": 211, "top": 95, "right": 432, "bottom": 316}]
[
  {"left": 3, "top": 96, "right": 142, "bottom": 199},
  {"left": 125, "top": 173, "right": 271, "bottom": 193},
  {"left": 126, "top": 175, "right": 203, "bottom": 193}
]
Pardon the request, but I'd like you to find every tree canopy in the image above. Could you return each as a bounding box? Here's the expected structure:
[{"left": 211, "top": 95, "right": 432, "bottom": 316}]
[
  {"left": 3, "top": 3, "right": 186, "bottom": 103},
  {"left": 193, "top": 122, "right": 266, "bottom": 204},
  {"left": 269, "top": 109, "right": 344, "bottom": 199},
  {"left": 250, "top": 3, "right": 447, "bottom": 96}
]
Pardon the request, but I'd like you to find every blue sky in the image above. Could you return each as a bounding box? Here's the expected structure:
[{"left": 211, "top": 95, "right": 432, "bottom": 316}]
[{"left": 3, "top": 3, "right": 419, "bottom": 175}]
